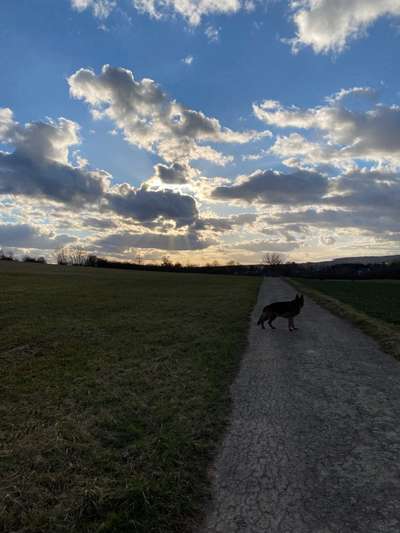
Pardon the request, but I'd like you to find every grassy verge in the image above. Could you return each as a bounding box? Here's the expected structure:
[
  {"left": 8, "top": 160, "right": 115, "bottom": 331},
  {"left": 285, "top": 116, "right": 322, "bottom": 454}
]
[
  {"left": 0, "top": 262, "right": 260, "bottom": 532},
  {"left": 288, "top": 278, "right": 400, "bottom": 361}
]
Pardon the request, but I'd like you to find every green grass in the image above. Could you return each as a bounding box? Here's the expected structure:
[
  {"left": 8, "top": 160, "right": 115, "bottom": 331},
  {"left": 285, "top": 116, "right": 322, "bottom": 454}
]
[
  {"left": 0, "top": 262, "right": 260, "bottom": 533},
  {"left": 289, "top": 278, "right": 400, "bottom": 361},
  {"left": 293, "top": 279, "right": 400, "bottom": 326}
]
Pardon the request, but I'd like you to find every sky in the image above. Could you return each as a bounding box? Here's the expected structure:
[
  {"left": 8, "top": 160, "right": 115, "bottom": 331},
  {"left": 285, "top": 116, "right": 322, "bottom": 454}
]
[{"left": 0, "top": 0, "right": 400, "bottom": 264}]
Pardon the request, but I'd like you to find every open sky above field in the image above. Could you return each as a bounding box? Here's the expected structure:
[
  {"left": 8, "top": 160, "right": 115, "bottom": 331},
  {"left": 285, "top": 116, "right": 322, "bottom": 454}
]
[{"left": 0, "top": 0, "right": 400, "bottom": 264}]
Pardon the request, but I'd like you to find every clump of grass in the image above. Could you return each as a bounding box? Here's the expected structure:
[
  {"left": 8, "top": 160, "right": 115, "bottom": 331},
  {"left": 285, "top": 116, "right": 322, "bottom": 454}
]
[
  {"left": 0, "top": 262, "right": 260, "bottom": 532},
  {"left": 289, "top": 278, "right": 400, "bottom": 361}
]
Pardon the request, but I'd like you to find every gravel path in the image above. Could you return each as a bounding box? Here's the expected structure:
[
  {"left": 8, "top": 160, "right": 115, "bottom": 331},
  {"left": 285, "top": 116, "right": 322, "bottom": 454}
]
[{"left": 202, "top": 278, "right": 400, "bottom": 533}]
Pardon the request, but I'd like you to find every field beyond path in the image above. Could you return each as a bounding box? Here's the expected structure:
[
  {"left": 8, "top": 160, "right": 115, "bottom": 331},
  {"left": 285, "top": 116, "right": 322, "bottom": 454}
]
[
  {"left": 203, "top": 278, "right": 400, "bottom": 533},
  {"left": 0, "top": 262, "right": 259, "bottom": 532}
]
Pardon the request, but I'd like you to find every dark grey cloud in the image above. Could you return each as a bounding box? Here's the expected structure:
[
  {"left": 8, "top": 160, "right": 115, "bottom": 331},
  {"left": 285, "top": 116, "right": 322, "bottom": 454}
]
[
  {"left": 0, "top": 108, "right": 201, "bottom": 229},
  {"left": 106, "top": 185, "right": 198, "bottom": 226},
  {"left": 265, "top": 208, "right": 400, "bottom": 235},
  {"left": 0, "top": 110, "right": 108, "bottom": 206},
  {"left": 0, "top": 224, "right": 75, "bottom": 249},
  {"left": 194, "top": 213, "right": 257, "bottom": 232},
  {"left": 0, "top": 151, "right": 107, "bottom": 206},
  {"left": 328, "top": 170, "right": 400, "bottom": 213},
  {"left": 212, "top": 169, "right": 328, "bottom": 205},
  {"left": 258, "top": 170, "right": 400, "bottom": 240},
  {"left": 154, "top": 162, "right": 188, "bottom": 184},
  {"left": 82, "top": 217, "right": 117, "bottom": 229},
  {"left": 95, "top": 230, "right": 214, "bottom": 252}
]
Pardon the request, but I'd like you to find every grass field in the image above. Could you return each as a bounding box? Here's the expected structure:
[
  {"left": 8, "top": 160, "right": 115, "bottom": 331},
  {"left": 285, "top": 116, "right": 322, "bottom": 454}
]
[
  {"left": 0, "top": 262, "right": 260, "bottom": 533},
  {"left": 289, "top": 278, "right": 400, "bottom": 361},
  {"left": 293, "top": 279, "right": 400, "bottom": 326}
]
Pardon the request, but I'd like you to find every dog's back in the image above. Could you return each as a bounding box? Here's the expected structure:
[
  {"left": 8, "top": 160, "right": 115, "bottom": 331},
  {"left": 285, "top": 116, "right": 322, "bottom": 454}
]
[{"left": 264, "top": 299, "right": 301, "bottom": 318}]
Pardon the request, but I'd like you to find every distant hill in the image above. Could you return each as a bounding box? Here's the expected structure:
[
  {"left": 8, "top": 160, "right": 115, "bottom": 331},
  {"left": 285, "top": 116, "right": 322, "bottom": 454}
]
[
  {"left": 331, "top": 254, "right": 400, "bottom": 265},
  {"left": 309, "top": 254, "right": 400, "bottom": 268}
]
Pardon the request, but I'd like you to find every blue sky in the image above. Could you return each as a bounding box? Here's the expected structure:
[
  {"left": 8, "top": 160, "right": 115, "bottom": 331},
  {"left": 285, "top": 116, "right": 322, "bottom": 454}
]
[{"left": 0, "top": 0, "right": 400, "bottom": 263}]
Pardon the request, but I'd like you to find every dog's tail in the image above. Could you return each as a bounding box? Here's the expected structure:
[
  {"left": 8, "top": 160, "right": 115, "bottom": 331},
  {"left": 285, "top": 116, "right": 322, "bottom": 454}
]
[{"left": 257, "top": 312, "right": 264, "bottom": 326}]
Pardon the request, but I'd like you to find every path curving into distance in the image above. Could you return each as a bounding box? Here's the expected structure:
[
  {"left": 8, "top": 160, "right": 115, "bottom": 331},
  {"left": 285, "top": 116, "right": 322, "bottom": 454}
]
[{"left": 202, "top": 278, "right": 400, "bottom": 533}]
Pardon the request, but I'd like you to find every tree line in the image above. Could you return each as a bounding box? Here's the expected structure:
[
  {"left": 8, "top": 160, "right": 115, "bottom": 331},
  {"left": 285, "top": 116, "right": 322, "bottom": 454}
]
[
  {"left": 1, "top": 245, "right": 399, "bottom": 279},
  {"left": 53, "top": 246, "right": 400, "bottom": 280}
]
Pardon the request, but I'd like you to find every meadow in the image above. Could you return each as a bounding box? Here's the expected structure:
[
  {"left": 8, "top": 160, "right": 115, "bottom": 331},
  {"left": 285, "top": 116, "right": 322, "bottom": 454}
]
[
  {"left": 294, "top": 279, "right": 400, "bottom": 326},
  {"left": 290, "top": 278, "right": 400, "bottom": 361},
  {"left": 0, "top": 262, "right": 260, "bottom": 532}
]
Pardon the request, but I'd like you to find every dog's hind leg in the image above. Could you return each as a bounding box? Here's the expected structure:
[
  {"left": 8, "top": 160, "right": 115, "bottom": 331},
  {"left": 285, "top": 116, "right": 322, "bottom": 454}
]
[
  {"left": 257, "top": 311, "right": 266, "bottom": 329},
  {"left": 268, "top": 315, "right": 277, "bottom": 329}
]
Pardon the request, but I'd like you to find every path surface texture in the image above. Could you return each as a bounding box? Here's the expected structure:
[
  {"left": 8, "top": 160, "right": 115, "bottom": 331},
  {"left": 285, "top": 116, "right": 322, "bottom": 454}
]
[{"left": 202, "top": 278, "right": 400, "bottom": 533}]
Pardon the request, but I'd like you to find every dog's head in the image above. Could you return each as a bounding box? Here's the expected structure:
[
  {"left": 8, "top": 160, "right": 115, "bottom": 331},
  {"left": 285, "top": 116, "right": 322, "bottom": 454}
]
[{"left": 296, "top": 294, "right": 304, "bottom": 308}]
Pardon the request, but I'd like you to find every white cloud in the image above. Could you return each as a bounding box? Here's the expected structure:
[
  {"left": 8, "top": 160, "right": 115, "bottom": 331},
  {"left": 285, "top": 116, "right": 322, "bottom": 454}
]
[
  {"left": 269, "top": 133, "right": 355, "bottom": 170},
  {"left": 68, "top": 0, "right": 270, "bottom": 38},
  {"left": 71, "top": 0, "right": 116, "bottom": 18},
  {"left": 289, "top": 0, "right": 400, "bottom": 54},
  {"left": 133, "top": 0, "right": 241, "bottom": 26},
  {"left": 69, "top": 0, "right": 400, "bottom": 54},
  {"left": 254, "top": 90, "right": 400, "bottom": 168},
  {"left": 326, "top": 86, "right": 378, "bottom": 104},
  {"left": 205, "top": 25, "right": 220, "bottom": 42},
  {"left": 182, "top": 55, "right": 194, "bottom": 65},
  {"left": 68, "top": 65, "right": 270, "bottom": 168},
  {"left": 0, "top": 108, "right": 15, "bottom": 140}
]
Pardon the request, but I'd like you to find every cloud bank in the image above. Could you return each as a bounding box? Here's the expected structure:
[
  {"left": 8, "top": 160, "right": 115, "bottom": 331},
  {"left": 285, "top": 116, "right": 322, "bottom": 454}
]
[{"left": 0, "top": 107, "right": 202, "bottom": 231}]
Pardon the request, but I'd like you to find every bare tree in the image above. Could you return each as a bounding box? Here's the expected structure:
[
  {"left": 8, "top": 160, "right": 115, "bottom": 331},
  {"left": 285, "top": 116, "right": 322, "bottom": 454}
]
[
  {"left": 56, "top": 247, "right": 68, "bottom": 265},
  {"left": 56, "top": 246, "right": 88, "bottom": 266},
  {"left": 161, "top": 255, "right": 173, "bottom": 268},
  {"left": 0, "top": 249, "right": 15, "bottom": 261},
  {"left": 69, "top": 245, "right": 87, "bottom": 266},
  {"left": 262, "top": 252, "right": 285, "bottom": 266}
]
